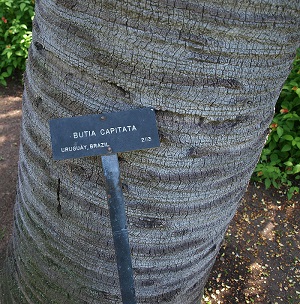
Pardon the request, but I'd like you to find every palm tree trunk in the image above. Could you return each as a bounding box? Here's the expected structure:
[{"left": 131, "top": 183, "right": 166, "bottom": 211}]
[{"left": 1, "top": 0, "right": 299, "bottom": 303}]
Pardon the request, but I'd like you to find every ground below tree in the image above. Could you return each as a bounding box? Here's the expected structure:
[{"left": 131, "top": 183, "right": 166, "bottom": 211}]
[{"left": 0, "top": 79, "right": 299, "bottom": 304}]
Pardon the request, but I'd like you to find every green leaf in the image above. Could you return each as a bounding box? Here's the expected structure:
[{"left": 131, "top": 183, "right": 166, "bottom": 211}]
[
  {"left": 293, "top": 164, "right": 300, "bottom": 174},
  {"left": 282, "top": 135, "right": 294, "bottom": 141},
  {"left": 0, "top": 78, "right": 7, "bottom": 86},
  {"left": 269, "top": 140, "right": 277, "bottom": 151},
  {"left": 287, "top": 191, "right": 293, "bottom": 200},
  {"left": 15, "top": 50, "right": 24, "bottom": 56},
  {"left": 277, "top": 126, "right": 284, "bottom": 138},
  {"left": 266, "top": 166, "right": 275, "bottom": 173},
  {"left": 6, "top": 50, "right": 12, "bottom": 59},
  {"left": 284, "top": 161, "right": 293, "bottom": 167},
  {"left": 270, "top": 153, "right": 279, "bottom": 162},
  {"left": 272, "top": 180, "right": 279, "bottom": 189},
  {"left": 20, "top": 3, "right": 27, "bottom": 11},
  {"left": 290, "top": 80, "right": 299, "bottom": 87},
  {"left": 287, "top": 187, "right": 299, "bottom": 200},
  {"left": 265, "top": 178, "right": 271, "bottom": 189},
  {"left": 263, "top": 149, "right": 271, "bottom": 155},
  {"left": 5, "top": 2, "right": 12, "bottom": 8},
  {"left": 6, "top": 66, "right": 13, "bottom": 75},
  {"left": 285, "top": 120, "right": 294, "bottom": 129},
  {"left": 283, "top": 124, "right": 292, "bottom": 132},
  {"left": 273, "top": 133, "right": 279, "bottom": 142},
  {"left": 281, "top": 144, "right": 292, "bottom": 152}
]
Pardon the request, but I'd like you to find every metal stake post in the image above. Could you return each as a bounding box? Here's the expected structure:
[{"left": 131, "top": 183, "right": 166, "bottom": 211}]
[
  {"left": 50, "top": 108, "right": 160, "bottom": 304},
  {"left": 101, "top": 153, "right": 136, "bottom": 304}
]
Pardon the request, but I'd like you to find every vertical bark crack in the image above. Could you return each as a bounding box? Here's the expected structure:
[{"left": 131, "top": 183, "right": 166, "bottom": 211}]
[{"left": 57, "top": 178, "right": 62, "bottom": 216}]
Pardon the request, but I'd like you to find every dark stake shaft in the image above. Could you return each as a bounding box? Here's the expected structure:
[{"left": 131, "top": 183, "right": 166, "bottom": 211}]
[{"left": 101, "top": 154, "right": 136, "bottom": 304}]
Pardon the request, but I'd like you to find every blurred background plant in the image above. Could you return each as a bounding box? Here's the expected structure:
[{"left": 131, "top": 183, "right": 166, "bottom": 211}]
[
  {"left": 0, "top": 0, "right": 35, "bottom": 86},
  {"left": 0, "top": 0, "right": 299, "bottom": 198},
  {"left": 252, "top": 49, "right": 300, "bottom": 199}
]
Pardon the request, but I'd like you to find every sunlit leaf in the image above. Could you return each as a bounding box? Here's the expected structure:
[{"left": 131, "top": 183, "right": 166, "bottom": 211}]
[{"left": 293, "top": 164, "right": 300, "bottom": 174}]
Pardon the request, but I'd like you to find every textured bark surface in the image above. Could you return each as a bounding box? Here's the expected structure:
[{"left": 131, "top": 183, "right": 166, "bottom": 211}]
[{"left": 1, "top": 0, "right": 300, "bottom": 303}]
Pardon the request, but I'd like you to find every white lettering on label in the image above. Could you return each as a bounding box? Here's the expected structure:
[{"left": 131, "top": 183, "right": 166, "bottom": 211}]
[
  {"left": 73, "top": 130, "right": 96, "bottom": 139},
  {"left": 89, "top": 142, "right": 109, "bottom": 149},
  {"left": 61, "top": 145, "right": 88, "bottom": 153},
  {"left": 100, "top": 125, "right": 137, "bottom": 136},
  {"left": 141, "top": 137, "right": 152, "bottom": 142}
]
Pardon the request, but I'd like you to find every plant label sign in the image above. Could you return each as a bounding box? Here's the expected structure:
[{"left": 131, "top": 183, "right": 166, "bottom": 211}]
[{"left": 50, "top": 108, "right": 160, "bottom": 160}]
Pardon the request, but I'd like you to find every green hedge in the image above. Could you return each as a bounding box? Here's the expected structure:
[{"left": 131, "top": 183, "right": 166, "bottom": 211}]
[
  {"left": 253, "top": 49, "right": 300, "bottom": 199},
  {"left": 0, "top": 0, "right": 35, "bottom": 85}
]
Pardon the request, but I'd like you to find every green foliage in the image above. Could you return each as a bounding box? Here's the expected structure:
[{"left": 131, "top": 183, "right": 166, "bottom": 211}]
[
  {"left": 0, "top": 0, "right": 34, "bottom": 86},
  {"left": 253, "top": 49, "right": 300, "bottom": 199}
]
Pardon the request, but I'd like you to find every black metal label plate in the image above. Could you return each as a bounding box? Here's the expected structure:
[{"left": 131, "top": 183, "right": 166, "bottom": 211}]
[{"left": 50, "top": 108, "right": 160, "bottom": 160}]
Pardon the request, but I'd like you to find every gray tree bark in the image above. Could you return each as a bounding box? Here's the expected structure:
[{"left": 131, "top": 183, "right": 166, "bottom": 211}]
[{"left": 1, "top": 0, "right": 299, "bottom": 303}]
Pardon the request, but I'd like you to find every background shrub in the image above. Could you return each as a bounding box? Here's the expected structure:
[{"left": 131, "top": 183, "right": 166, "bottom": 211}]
[
  {"left": 253, "top": 48, "right": 300, "bottom": 199},
  {"left": 0, "top": 0, "right": 35, "bottom": 85}
]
